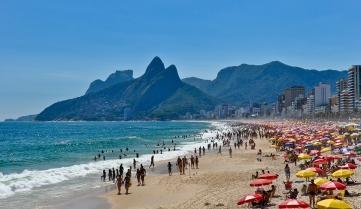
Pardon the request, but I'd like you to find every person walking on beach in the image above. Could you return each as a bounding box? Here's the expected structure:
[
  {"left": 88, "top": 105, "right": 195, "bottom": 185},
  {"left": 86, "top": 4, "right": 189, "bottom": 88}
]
[
  {"left": 307, "top": 180, "right": 317, "bottom": 208},
  {"left": 140, "top": 164, "right": 146, "bottom": 186},
  {"left": 149, "top": 155, "right": 155, "bottom": 168},
  {"left": 136, "top": 169, "right": 141, "bottom": 186},
  {"left": 124, "top": 174, "right": 131, "bottom": 195},
  {"left": 182, "top": 156, "right": 187, "bottom": 175},
  {"left": 284, "top": 164, "right": 291, "bottom": 181},
  {"left": 119, "top": 164, "right": 124, "bottom": 178},
  {"left": 229, "top": 147, "right": 232, "bottom": 158},
  {"left": 190, "top": 155, "right": 195, "bottom": 169},
  {"left": 116, "top": 175, "right": 122, "bottom": 195},
  {"left": 195, "top": 156, "right": 199, "bottom": 169},
  {"left": 218, "top": 145, "right": 222, "bottom": 155},
  {"left": 177, "top": 156, "right": 182, "bottom": 175},
  {"left": 133, "top": 158, "right": 136, "bottom": 169},
  {"left": 108, "top": 169, "right": 112, "bottom": 181},
  {"left": 167, "top": 162, "right": 172, "bottom": 176},
  {"left": 101, "top": 170, "right": 106, "bottom": 182}
]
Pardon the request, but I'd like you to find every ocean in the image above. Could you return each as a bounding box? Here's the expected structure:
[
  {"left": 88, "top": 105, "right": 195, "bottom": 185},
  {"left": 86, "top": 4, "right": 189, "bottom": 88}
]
[{"left": 0, "top": 121, "right": 221, "bottom": 209}]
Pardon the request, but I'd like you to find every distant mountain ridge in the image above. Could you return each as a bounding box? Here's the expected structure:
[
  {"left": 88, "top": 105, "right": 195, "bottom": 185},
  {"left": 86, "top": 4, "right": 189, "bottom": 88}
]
[
  {"left": 183, "top": 61, "right": 347, "bottom": 104},
  {"left": 85, "top": 70, "right": 134, "bottom": 95},
  {"left": 36, "top": 57, "right": 218, "bottom": 121}
]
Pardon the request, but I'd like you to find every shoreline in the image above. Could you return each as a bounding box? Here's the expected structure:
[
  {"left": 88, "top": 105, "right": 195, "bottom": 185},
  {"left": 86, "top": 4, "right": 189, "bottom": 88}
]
[
  {"left": 101, "top": 129, "right": 282, "bottom": 209},
  {"left": 45, "top": 120, "right": 227, "bottom": 209}
]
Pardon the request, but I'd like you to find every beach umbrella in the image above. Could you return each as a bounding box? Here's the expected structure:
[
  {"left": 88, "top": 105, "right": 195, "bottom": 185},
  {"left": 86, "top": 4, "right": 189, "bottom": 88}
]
[
  {"left": 306, "top": 167, "right": 324, "bottom": 175},
  {"left": 331, "top": 169, "right": 354, "bottom": 178},
  {"left": 296, "top": 170, "right": 317, "bottom": 178},
  {"left": 250, "top": 179, "right": 273, "bottom": 187},
  {"left": 321, "top": 147, "right": 332, "bottom": 153},
  {"left": 317, "top": 199, "right": 352, "bottom": 209},
  {"left": 258, "top": 173, "right": 279, "bottom": 180},
  {"left": 237, "top": 193, "right": 263, "bottom": 205},
  {"left": 319, "top": 181, "right": 346, "bottom": 191},
  {"left": 343, "top": 151, "right": 356, "bottom": 157},
  {"left": 298, "top": 153, "right": 312, "bottom": 160},
  {"left": 339, "top": 163, "right": 357, "bottom": 170},
  {"left": 310, "top": 150, "right": 320, "bottom": 156},
  {"left": 313, "top": 159, "right": 328, "bottom": 165},
  {"left": 278, "top": 199, "right": 310, "bottom": 209},
  {"left": 314, "top": 178, "right": 329, "bottom": 186}
]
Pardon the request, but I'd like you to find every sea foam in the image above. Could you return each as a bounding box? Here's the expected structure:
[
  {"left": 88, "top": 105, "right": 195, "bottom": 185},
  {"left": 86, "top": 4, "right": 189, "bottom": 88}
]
[{"left": 0, "top": 121, "right": 227, "bottom": 199}]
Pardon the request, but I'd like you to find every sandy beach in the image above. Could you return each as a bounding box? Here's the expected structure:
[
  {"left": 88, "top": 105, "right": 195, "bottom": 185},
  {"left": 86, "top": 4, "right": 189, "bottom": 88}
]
[
  {"left": 103, "top": 133, "right": 284, "bottom": 209},
  {"left": 102, "top": 121, "right": 361, "bottom": 209}
]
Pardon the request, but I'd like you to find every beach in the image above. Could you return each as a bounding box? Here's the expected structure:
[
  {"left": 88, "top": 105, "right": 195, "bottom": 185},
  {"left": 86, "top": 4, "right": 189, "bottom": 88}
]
[
  {"left": 103, "top": 121, "right": 361, "bottom": 209},
  {"left": 103, "top": 131, "right": 281, "bottom": 209}
]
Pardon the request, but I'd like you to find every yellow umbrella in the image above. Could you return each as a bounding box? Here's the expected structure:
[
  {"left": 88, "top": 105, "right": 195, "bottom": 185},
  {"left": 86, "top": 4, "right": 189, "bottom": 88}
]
[
  {"left": 270, "top": 144, "right": 278, "bottom": 148},
  {"left": 296, "top": 170, "right": 317, "bottom": 178},
  {"left": 298, "top": 153, "right": 312, "bottom": 160},
  {"left": 314, "top": 177, "right": 329, "bottom": 186},
  {"left": 327, "top": 140, "right": 335, "bottom": 145},
  {"left": 331, "top": 169, "right": 354, "bottom": 178},
  {"left": 317, "top": 199, "right": 351, "bottom": 209},
  {"left": 313, "top": 141, "right": 322, "bottom": 146},
  {"left": 321, "top": 147, "right": 332, "bottom": 153}
]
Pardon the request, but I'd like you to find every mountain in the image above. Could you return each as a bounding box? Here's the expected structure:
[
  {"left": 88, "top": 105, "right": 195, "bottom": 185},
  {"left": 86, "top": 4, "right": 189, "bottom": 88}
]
[
  {"left": 183, "top": 61, "right": 347, "bottom": 104},
  {"left": 85, "top": 70, "right": 133, "bottom": 95},
  {"left": 36, "top": 57, "right": 218, "bottom": 121},
  {"left": 4, "top": 114, "right": 37, "bottom": 122}
]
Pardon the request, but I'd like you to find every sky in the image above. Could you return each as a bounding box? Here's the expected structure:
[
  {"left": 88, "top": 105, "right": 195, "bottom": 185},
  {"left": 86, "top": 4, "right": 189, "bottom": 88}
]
[{"left": 0, "top": 0, "right": 361, "bottom": 120}]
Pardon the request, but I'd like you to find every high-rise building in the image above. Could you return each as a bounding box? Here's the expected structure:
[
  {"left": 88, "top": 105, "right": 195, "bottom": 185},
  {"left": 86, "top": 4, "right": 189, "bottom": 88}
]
[
  {"left": 347, "top": 65, "right": 361, "bottom": 110},
  {"left": 314, "top": 82, "right": 331, "bottom": 107},
  {"left": 336, "top": 78, "right": 348, "bottom": 112},
  {"left": 283, "top": 86, "right": 305, "bottom": 107}
]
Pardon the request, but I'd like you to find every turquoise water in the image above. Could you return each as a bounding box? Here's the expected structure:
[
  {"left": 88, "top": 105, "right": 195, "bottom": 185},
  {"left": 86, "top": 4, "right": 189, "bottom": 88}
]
[{"left": 0, "top": 121, "right": 217, "bottom": 208}]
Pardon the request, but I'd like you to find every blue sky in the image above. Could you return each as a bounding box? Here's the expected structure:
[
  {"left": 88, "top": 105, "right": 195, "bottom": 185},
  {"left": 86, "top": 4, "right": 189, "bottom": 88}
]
[{"left": 0, "top": 0, "right": 361, "bottom": 120}]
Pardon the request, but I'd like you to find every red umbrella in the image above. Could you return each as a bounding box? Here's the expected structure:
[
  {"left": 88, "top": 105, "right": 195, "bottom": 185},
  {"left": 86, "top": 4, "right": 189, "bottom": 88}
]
[
  {"left": 306, "top": 167, "right": 324, "bottom": 175},
  {"left": 237, "top": 193, "right": 263, "bottom": 205},
  {"left": 250, "top": 179, "right": 273, "bottom": 187},
  {"left": 313, "top": 159, "right": 327, "bottom": 165},
  {"left": 344, "top": 152, "right": 356, "bottom": 157},
  {"left": 339, "top": 163, "right": 357, "bottom": 169},
  {"left": 278, "top": 199, "right": 310, "bottom": 208},
  {"left": 319, "top": 181, "right": 346, "bottom": 190},
  {"left": 258, "top": 173, "right": 279, "bottom": 180}
]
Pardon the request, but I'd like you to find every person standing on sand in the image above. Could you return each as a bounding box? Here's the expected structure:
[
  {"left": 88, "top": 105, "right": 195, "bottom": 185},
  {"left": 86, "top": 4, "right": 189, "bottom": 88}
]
[
  {"left": 195, "top": 156, "right": 199, "bottom": 169},
  {"left": 124, "top": 175, "right": 131, "bottom": 195},
  {"left": 218, "top": 146, "right": 222, "bottom": 155},
  {"left": 140, "top": 164, "right": 146, "bottom": 186},
  {"left": 284, "top": 164, "right": 291, "bottom": 181},
  {"left": 167, "top": 162, "right": 172, "bottom": 176},
  {"left": 229, "top": 147, "right": 232, "bottom": 158},
  {"left": 119, "top": 164, "right": 124, "bottom": 178},
  {"left": 116, "top": 175, "right": 122, "bottom": 195},
  {"left": 182, "top": 156, "right": 187, "bottom": 175},
  {"left": 101, "top": 170, "right": 106, "bottom": 182},
  {"left": 149, "top": 155, "right": 155, "bottom": 168},
  {"left": 177, "top": 156, "right": 182, "bottom": 175},
  {"left": 245, "top": 142, "right": 248, "bottom": 150},
  {"left": 136, "top": 169, "right": 141, "bottom": 186},
  {"left": 190, "top": 155, "right": 195, "bottom": 169},
  {"left": 307, "top": 180, "right": 317, "bottom": 208}
]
